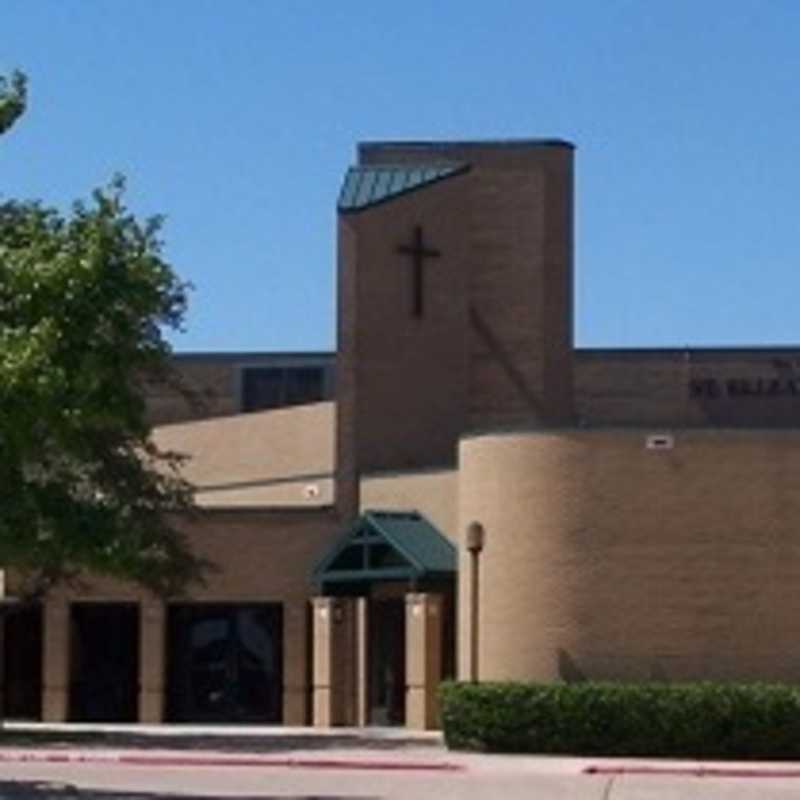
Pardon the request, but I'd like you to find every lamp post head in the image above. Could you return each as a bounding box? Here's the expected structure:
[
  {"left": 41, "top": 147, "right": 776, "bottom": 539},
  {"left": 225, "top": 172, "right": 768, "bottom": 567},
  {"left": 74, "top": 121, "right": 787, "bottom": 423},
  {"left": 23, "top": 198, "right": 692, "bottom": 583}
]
[{"left": 466, "top": 521, "right": 485, "bottom": 554}]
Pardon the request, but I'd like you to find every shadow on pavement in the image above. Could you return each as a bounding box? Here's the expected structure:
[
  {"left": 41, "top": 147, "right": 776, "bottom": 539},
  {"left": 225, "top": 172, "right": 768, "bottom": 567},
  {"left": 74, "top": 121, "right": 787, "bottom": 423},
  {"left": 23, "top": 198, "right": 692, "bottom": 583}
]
[
  {"left": 0, "top": 781, "right": 377, "bottom": 800},
  {"left": 0, "top": 731, "right": 438, "bottom": 754}
]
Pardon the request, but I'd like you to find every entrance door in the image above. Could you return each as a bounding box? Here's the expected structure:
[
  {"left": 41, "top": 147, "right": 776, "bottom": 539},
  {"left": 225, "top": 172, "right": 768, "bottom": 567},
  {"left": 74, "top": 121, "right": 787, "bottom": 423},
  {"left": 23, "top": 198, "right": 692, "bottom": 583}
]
[
  {"left": 369, "top": 598, "right": 406, "bottom": 725},
  {"left": 69, "top": 604, "right": 139, "bottom": 722},
  {"left": 166, "top": 604, "right": 283, "bottom": 723},
  {"left": 3, "top": 604, "right": 42, "bottom": 719}
]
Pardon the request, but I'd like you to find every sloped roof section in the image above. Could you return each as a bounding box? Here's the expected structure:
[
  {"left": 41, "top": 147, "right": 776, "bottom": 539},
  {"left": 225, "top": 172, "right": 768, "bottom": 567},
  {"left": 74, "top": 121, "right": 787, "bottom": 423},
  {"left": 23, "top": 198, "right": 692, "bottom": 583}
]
[
  {"left": 337, "top": 163, "right": 469, "bottom": 213},
  {"left": 365, "top": 510, "right": 456, "bottom": 573},
  {"left": 313, "top": 510, "right": 456, "bottom": 587}
]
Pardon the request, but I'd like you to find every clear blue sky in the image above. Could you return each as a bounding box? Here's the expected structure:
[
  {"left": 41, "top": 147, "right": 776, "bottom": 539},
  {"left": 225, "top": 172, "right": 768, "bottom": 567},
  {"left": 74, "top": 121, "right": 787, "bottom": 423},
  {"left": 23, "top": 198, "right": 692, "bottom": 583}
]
[{"left": 4, "top": 1, "right": 800, "bottom": 352}]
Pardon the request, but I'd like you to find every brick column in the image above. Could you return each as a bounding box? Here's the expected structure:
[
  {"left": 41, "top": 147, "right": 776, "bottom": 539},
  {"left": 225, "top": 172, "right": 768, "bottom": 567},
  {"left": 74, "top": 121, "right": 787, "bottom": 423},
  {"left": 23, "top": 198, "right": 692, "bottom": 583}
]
[
  {"left": 311, "top": 596, "right": 358, "bottom": 727},
  {"left": 405, "top": 593, "right": 443, "bottom": 730},
  {"left": 355, "top": 597, "right": 368, "bottom": 727},
  {"left": 43, "top": 601, "right": 70, "bottom": 722},
  {"left": 283, "top": 600, "right": 309, "bottom": 725},
  {"left": 139, "top": 602, "right": 165, "bottom": 723}
]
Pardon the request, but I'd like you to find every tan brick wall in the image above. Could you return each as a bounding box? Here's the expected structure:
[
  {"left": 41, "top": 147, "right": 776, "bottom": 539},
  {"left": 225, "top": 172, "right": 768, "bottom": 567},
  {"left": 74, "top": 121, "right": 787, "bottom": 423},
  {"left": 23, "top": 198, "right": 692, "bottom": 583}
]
[
  {"left": 144, "top": 359, "right": 241, "bottom": 425},
  {"left": 336, "top": 218, "right": 361, "bottom": 521},
  {"left": 312, "top": 596, "right": 361, "bottom": 727},
  {"left": 139, "top": 602, "right": 165, "bottom": 722},
  {"left": 145, "top": 354, "right": 333, "bottom": 426},
  {"left": 338, "top": 141, "right": 575, "bottom": 497},
  {"left": 338, "top": 174, "right": 471, "bottom": 475},
  {"left": 466, "top": 152, "right": 574, "bottom": 429},
  {"left": 405, "top": 592, "right": 444, "bottom": 730},
  {"left": 576, "top": 348, "right": 800, "bottom": 427},
  {"left": 192, "top": 478, "right": 334, "bottom": 507},
  {"left": 39, "top": 508, "right": 341, "bottom": 724},
  {"left": 358, "top": 142, "right": 574, "bottom": 428},
  {"left": 42, "top": 602, "right": 70, "bottom": 722},
  {"left": 153, "top": 402, "right": 335, "bottom": 508},
  {"left": 360, "top": 469, "right": 457, "bottom": 541},
  {"left": 459, "top": 428, "right": 800, "bottom": 684}
]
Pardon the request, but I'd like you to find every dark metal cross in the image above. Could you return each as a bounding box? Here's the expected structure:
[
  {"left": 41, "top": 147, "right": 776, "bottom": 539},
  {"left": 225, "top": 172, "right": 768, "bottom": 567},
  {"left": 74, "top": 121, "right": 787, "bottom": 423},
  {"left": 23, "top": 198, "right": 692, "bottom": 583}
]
[{"left": 396, "top": 225, "right": 441, "bottom": 318}]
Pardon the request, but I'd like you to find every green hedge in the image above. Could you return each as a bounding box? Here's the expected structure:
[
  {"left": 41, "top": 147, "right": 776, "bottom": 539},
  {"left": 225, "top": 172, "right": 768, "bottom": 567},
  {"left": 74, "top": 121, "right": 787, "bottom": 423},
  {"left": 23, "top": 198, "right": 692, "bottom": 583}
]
[{"left": 440, "top": 681, "right": 800, "bottom": 758}]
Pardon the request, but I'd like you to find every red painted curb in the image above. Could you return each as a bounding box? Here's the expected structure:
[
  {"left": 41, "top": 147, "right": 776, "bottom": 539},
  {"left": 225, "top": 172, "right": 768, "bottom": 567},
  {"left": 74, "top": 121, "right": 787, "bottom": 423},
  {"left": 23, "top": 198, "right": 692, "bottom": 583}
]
[
  {"left": 0, "top": 750, "right": 463, "bottom": 773},
  {"left": 290, "top": 758, "right": 461, "bottom": 771},
  {"left": 585, "top": 765, "right": 800, "bottom": 779},
  {"left": 120, "top": 755, "right": 462, "bottom": 772}
]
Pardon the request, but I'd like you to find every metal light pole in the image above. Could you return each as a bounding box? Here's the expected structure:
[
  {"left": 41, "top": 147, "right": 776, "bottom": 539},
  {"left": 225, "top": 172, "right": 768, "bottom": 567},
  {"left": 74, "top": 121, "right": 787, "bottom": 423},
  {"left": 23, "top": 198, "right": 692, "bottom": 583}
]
[{"left": 466, "top": 521, "right": 485, "bottom": 683}]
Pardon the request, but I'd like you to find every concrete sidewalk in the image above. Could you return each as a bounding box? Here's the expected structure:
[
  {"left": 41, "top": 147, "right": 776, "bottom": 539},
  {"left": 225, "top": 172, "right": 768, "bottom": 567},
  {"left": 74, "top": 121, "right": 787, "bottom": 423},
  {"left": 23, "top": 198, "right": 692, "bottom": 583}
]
[
  {"left": 1, "top": 721, "right": 444, "bottom": 745},
  {"left": 1, "top": 722, "right": 442, "bottom": 754},
  {"left": 0, "top": 722, "right": 452, "bottom": 772},
  {"left": 0, "top": 747, "right": 462, "bottom": 772},
  {"left": 6, "top": 723, "right": 800, "bottom": 782},
  {"left": 6, "top": 748, "right": 800, "bottom": 779}
]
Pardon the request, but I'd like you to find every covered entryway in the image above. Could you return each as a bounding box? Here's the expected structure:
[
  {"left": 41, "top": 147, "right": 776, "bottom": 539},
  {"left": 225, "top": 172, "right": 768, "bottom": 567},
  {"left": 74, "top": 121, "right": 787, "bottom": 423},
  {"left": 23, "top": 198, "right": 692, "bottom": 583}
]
[
  {"left": 69, "top": 603, "right": 139, "bottom": 722},
  {"left": 311, "top": 510, "right": 456, "bottom": 729},
  {"left": 166, "top": 604, "right": 283, "bottom": 723}
]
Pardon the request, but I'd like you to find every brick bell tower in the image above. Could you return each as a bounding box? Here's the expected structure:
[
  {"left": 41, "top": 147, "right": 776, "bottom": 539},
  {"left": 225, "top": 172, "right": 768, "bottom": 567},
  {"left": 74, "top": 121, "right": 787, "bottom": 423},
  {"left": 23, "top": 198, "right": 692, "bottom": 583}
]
[{"left": 335, "top": 139, "right": 575, "bottom": 520}]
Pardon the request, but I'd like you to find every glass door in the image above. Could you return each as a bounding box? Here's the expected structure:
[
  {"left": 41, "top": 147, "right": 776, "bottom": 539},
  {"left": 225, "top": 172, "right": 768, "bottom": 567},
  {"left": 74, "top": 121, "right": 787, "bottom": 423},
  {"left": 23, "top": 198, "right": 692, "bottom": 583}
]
[
  {"left": 167, "top": 604, "right": 283, "bottom": 722},
  {"left": 369, "top": 597, "right": 406, "bottom": 725},
  {"left": 69, "top": 603, "right": 139, "bottom": 722}
]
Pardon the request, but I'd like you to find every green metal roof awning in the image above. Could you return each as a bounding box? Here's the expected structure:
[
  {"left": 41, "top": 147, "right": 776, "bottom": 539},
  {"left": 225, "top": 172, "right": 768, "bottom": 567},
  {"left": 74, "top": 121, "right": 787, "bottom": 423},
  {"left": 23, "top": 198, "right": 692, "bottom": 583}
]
[
  {"left": 337, "top": 163, "right": 469, "bottom": 213},
  {"left": 312, "top": 510, "right": 456, "bottom": 588}
]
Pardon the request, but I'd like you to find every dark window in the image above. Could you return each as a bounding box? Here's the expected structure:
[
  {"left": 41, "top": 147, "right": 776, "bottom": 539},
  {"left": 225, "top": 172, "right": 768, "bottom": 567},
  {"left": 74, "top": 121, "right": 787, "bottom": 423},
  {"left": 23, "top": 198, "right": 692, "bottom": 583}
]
[
  {"left": 166, "top": 603, "right": 283, "bottom": 723},
  {"left": 286, "top": 367, "right": 325, "bottom": 405},
  {"left": 4, "top": 604, "right": 43, "bottom": 720},
  {"left": 241, "top": 366, "right": 325, "bottom": 412},
  {"left": 69, "top": 604, "right": 140, "bottom": 722},
  {"left": 241, "top": 367, "right": 284, "bottom": 411}
]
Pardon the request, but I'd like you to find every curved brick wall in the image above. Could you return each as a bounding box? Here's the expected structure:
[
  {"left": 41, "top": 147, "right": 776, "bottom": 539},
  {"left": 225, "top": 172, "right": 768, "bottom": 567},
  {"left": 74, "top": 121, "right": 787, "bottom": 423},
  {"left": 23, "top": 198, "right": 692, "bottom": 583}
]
[{"left": 458, "top": 428, "right": 800, "bottom": 684}]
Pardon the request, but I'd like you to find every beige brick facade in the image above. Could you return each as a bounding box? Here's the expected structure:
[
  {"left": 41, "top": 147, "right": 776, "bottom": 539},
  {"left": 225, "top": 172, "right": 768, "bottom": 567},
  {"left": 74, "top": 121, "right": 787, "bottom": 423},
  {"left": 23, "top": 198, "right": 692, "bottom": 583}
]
[
  {"left": 459, "top": 429, "right": 800, "bottom": 684},
  {"left": 11, "top": 138, "right": 800, "bottom": 731},
  {"left": 360, "top": 470, "right": 457, "bottom": 541},
  {"left": 576, "top": 347, "right": 800, "bottom": 427},
  {"left": 25, "top": 508, "right": 339, "bottom": 725},
  {"left": 146, "top": 352, "right": 334, "bottom": 426}
]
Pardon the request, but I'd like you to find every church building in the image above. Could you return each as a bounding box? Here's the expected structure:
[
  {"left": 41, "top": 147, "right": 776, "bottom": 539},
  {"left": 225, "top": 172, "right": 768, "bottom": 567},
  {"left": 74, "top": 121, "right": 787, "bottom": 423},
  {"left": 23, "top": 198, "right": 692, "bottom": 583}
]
[{"left": 6, "top": 139, "right": 800, "bottom": 729}]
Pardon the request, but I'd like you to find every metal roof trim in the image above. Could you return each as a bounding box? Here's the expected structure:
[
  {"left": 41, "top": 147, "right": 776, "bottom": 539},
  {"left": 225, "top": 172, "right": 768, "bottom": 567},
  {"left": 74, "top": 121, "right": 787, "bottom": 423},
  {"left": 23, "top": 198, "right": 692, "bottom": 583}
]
[
  {"left": 359, "top": 138, "right": 575, "bottom": 151},
  {"left": 364, "top": 509, "right": 456, "bottom": 574},
  {"left": 337, "top": 163, "right": 470, "bottom": 214},
  {"left": 362, "top": 510, "right": 429, "bottom": 575},
  {"left": 311, "top": 510, "right": 456, "bottom": 587}
]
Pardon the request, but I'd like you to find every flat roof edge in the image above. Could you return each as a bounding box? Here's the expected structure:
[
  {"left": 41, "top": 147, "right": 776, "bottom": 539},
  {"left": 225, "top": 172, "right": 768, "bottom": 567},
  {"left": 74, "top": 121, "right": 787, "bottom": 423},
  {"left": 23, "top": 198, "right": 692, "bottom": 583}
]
[
  {"left": 359, "top": 138, "right": 575, "bottom": 151},
  {"left": 461, "top": 425, "right": 800, "bottom": 442},
  {"left": 577, "top": 345, "right": 800, "bottom": 359},
  {"left": 171, "top": 350, "right": 335, "bottom": 361},
  {"left": 193, "top": 504, "right": 337, "bottom": 516}
]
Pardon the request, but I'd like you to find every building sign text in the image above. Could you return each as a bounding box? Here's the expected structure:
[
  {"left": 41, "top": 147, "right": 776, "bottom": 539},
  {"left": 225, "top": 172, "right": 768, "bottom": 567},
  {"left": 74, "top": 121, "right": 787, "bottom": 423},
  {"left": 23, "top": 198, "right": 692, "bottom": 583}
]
[{"left": 689, "top": 377, "right": 800, "bottom": 399}]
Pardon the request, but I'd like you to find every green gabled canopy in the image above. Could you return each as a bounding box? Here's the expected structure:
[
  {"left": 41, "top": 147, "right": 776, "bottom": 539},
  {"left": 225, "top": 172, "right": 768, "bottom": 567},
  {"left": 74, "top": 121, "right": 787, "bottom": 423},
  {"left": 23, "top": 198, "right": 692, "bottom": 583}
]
[
  {"left": 312, "top": 510, "right": 456, "bottom": 587},
  {"left": 337, "top": 163, "right": 469, "bottom": 213}
]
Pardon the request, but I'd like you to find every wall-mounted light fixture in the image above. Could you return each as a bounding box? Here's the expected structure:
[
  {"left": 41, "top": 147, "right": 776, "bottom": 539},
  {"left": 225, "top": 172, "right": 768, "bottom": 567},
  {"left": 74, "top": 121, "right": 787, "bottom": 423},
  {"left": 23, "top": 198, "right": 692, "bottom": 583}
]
[{"left": 645, "top": 433, "right": 674, "bottom": 451}]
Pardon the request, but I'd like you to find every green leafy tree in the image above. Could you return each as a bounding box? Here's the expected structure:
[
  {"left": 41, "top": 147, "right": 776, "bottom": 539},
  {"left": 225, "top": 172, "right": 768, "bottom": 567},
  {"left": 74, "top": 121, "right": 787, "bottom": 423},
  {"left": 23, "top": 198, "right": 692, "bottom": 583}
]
[
  {"left": 0, "top": 78, "right": 206, "bottom": 597},
  {"left": 0, "top": 70, "right": 26, "bottom": 135}
]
